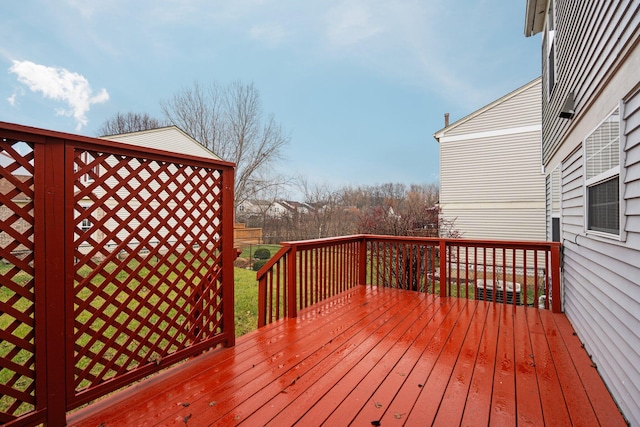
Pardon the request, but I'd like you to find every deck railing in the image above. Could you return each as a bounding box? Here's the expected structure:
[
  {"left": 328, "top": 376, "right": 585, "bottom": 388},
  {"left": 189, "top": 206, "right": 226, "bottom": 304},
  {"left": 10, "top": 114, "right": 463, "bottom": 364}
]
[
  {"left": 257, "top": 235, "right": 562, "bottom": 326},
  {"left": 0, "top": 122, "right": 236, "bottom": 426}
]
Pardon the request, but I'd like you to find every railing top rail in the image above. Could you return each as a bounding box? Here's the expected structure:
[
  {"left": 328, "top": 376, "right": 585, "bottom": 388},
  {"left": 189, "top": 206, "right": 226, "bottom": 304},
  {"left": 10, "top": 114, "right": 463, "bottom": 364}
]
[
  {"left": 0, "top": 121, "right": 236, "bottom": 169},
  {"left": 278, "top": 234, "right": 365, "bottom": 248},
  {"left": 256, "top": 245, "right": 292, "bottom": 279},
  {"left": 277, "top": 234, "right": 561, "bottom": 250}
]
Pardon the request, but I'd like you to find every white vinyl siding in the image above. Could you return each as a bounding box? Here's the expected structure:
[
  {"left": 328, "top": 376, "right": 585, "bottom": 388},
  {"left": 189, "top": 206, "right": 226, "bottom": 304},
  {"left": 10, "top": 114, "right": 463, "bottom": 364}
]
[
  {"left": 440, "top": 132, "right": 544, "bottom": 204},
  {"left": 438, "top": 204, "right": 545, "bottom": 241},
  {"left": 104, "top": 127, "right": 220, "bottom": 160},
  {"left": 444, "top": 79, "right": 541, "bottom": 137},
  {"left": 438, "top": 78, "right": 545, "bottom": 242}
]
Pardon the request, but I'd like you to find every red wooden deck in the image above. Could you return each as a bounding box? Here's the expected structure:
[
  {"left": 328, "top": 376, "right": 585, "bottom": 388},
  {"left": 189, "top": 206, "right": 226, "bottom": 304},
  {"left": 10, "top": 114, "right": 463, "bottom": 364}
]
[{"left": 67, "top": 286, "right": 625, "bottom": 426}]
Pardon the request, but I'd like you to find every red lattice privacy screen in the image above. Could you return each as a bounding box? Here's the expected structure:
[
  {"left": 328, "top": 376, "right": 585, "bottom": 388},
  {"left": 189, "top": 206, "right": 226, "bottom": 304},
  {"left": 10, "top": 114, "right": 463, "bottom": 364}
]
[
  {"left": 0, "top": 122, "right": 235, "bottom": 426},
  {"left": 0, "top": 139, "right": 36, "bottom": 423}
]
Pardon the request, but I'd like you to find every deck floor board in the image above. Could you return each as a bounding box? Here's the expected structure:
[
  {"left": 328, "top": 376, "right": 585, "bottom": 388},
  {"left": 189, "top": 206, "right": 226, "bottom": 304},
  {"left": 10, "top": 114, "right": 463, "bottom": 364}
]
[{"left": 68, "top": 286, "right": 626, "bottom": 427}]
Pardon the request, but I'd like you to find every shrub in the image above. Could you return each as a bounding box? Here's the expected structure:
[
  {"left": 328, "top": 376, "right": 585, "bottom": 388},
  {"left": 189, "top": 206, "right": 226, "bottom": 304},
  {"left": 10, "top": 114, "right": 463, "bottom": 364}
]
[
  {"left": 252, "top": 259, "right": 267, "bottom": 271},
  {"left": 254, "top": 248, "right": 271, "bottom": 260}
]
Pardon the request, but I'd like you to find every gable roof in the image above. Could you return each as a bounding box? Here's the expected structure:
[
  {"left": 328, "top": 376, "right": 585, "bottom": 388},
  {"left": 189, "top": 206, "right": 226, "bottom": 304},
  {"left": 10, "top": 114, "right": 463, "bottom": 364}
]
[
  {"left": 433, "top": 77, "right": 541, "bottom": 141},
  {"left": 101, "top": 126, "right": 220, "bottom": 160}
]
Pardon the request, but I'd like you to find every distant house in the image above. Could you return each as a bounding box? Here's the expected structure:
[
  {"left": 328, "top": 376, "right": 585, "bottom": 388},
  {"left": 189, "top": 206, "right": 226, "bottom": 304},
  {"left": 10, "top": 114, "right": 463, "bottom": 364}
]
[
  {"left": 237, "top": 199, "right": 315, "bottom": 219},
  {"left": 434, "top": 78, "right": 546, "bottom": 242},
  {"left": 102, "top": 126, "right": 220, "bottom": 160},
  {"left": 73, "top": 126, "right": 223, "bottom": 256},
  {"left": 0, "top": 174, "right": 32, "bottom": 258},
  {"left": 279, "top": 200, "right": 314, "bottom": 216},
  {"left": 236, "top": 199, "right": 281, "bottom": 218},
  {"left": 525, "top": 1, "right": 640, "bottom": 424}
]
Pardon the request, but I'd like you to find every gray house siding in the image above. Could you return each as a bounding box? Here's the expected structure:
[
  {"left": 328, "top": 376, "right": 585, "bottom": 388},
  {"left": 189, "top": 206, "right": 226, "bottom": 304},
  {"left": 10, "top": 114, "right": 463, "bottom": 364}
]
[
  {"left": 527, "top": 0, "right": 640, "bottom": 422},
  {"left": 625, "top": 87, "right": 640, "bottom": 243},
  {"left": 542, "top": 1, "right": 640, "bottom": 165},
  {"left": 560, "top": 104, "right": 640, "bottom": 424},
  {"left": 557, "top": 73, "right": 640, "bottom": 427}
]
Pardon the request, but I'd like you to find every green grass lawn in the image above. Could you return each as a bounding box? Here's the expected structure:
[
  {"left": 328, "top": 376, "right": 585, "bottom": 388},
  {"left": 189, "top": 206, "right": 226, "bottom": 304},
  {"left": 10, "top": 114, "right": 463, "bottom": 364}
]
[
  {"left": 234, "top": 267, "right": 259, "bottom": 337},
  {"left": 0, "top": 257, "right": 262, "bottom": 416},
  {"left": 237, "top": 244, "right": 281, "bottom": 260}
]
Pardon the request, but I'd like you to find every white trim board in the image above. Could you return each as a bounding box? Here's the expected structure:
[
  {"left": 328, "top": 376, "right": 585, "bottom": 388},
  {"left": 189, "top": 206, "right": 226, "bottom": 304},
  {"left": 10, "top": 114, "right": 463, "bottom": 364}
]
[{"left": 438, "top": 124, "right": 542, "bottom": 143}]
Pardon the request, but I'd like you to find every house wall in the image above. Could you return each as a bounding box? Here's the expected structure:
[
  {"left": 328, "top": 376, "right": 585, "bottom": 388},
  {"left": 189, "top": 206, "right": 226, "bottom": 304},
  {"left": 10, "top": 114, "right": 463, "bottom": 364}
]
[
  {"left": 76, "top": 152, "right": 222, "bottom": 258},
  {"left": 438, "top": 79, "right": 546, "bottom": 242},
  {"left": 540, "top": 1, "right": 640, "bottom": 423},
  {"left": 541, "top": 1, "right": 640, "bottom": 165},
  {"left": 445, "top": 80, "right": 542, "bottom": 137},
  {"left": 105, "top": 127, "right": 220, "bottom": 160}
]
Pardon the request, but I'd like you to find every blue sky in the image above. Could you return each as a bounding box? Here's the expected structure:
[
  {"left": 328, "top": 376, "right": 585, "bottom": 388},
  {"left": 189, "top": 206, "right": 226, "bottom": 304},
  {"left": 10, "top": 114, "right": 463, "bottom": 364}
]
[{"left": 1, "top": 0, "right": 541, "bottom": 192}]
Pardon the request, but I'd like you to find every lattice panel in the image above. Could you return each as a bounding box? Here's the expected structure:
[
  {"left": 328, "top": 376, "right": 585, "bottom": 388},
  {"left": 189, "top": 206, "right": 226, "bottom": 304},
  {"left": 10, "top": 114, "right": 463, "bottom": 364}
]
[
  {"left": 73, "top": 148, "right": 225, "bottom": 392},
  {"left": 0, "top": 139, "right": 36, "bottom": 420}
]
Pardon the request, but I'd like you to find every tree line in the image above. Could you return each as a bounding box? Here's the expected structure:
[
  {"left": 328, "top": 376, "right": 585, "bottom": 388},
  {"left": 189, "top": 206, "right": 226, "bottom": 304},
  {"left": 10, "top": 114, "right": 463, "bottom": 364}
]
[
  {"left": 98, "top": 80, "right": 289, "bottom": 207},
  {"left": 97, "top": 80, "right": 451, "bottom": 243},
  {"left": 237, "top": 182, "right": 457, "bottom": 243}
]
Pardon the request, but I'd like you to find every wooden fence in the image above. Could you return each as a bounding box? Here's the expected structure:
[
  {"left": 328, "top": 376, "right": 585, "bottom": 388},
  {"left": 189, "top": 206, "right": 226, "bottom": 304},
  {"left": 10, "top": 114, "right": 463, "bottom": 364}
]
[{"left": 0, "top": 122, "right": 235, "bottom": 426}]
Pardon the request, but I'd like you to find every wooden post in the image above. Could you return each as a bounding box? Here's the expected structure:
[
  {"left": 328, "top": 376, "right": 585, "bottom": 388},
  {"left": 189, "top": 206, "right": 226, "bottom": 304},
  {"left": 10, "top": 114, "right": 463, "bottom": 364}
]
[
  {"left": 439, "top": 239, "right": 447, "bottom": 297},
  {"left": 358, "top": 237, "right": 367, "bottom": 285},
  {"left": 221, "top": 167, "right": 236, "bottom": 346},
  {"left": 36, "top": 139, "right": 68, "bottom": 426},
  {"left": 551, "top": 244, "right": 562, "bottom": 313},
  {"left": 287, "top": 246, "right": 297, "bottom": 318},
  {"left": 257, "top": 276, "right": 267, "bottom": 328}
]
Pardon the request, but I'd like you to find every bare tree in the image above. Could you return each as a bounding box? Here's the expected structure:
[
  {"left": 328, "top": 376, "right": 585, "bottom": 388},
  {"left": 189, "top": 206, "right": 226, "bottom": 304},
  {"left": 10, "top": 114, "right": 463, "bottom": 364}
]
[
  {"left": 98, "top": 112, "right": 166, "bottom": 136},
  {"left": 356, "top": 183, "right": 442, "bottom": 236},
  {"left": 161, "top": 81, "right": 290, "bottom": 205}
]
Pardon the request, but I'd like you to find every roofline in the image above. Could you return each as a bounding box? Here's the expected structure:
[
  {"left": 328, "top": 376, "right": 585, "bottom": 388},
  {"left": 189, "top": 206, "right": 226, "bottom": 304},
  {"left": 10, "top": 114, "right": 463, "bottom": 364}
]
[
  {"left": 524, "top": 0, "right": 547, "bottom": 37},
  {"left": 101, "top": 125, "right": 221, "bottom": 160},
  {"left": 432, "top": 76, "right": 542, "bottom": 142}
]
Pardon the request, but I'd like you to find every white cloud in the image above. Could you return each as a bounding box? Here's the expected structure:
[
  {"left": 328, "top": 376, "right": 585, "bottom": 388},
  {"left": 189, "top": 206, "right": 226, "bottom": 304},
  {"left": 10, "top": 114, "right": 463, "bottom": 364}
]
[
  {"left": 325, "top": 1, "right": 383, "bottom": 47},
  {"left": 8, "top": 60, "right": 109, "bottom": 131},
  {"left": 250, "top": 23, "right": 287, "bottom": 47}
]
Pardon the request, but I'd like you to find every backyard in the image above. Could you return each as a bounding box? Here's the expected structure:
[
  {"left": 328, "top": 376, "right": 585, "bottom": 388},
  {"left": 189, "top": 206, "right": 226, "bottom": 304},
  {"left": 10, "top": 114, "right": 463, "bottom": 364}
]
[{"left": 0, "top": 244, "right": 278, "bottom": 415}]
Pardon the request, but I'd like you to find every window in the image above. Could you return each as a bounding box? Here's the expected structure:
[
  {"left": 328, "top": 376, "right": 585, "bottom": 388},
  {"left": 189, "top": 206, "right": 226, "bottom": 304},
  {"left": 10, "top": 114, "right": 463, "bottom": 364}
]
[
  {"left": 585, "top": 107, "right": 620, "bottom": 236},
  {"left": 545, "top": 0, "right": 556, "bottom": 97},
  {"left": 588, "top": 177, "right": 619, "bottom": 233},
  {"left": 550, "top": 166, "right": 561, "bottom": 242},
  {"left": 79, "top": 206, "right": 92, "bottom": 232},
  {"left": 80, "top": 217, "right": 92, "bottom": 232},
  {"left": 76, "top": 151, "right": 99, "bottom": 183}
]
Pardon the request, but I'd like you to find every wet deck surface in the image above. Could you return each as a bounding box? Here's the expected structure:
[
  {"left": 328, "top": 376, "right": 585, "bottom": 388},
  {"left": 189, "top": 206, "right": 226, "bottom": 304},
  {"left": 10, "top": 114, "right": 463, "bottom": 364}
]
[{"left": 68, "top": 285, "right": 626, "bottom": 426}]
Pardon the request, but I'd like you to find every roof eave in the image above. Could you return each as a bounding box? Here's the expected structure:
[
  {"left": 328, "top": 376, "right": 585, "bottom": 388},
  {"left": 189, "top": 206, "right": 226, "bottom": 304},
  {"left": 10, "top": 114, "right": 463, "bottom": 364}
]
[
  {"left": 524, "top": 0, "right": 547, "bottom": 37},
  {"left": 433, "top": 76, "right": 542, "bottom": 142}
]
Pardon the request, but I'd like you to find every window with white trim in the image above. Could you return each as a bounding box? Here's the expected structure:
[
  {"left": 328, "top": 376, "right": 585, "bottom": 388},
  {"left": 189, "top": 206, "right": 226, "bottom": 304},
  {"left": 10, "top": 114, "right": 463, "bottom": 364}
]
[
  {"left": 545, "top": 0, "right": 556, "bottom": 97},
  {"left": 75, "top": 151, "right": 99, "bottom": 183},
  {"left": 550, "top": 166, "right": 561, "bottom": 242},
  {"left": 585, "top": 107, "right": 620, "bottom": 236},
  {"left": 78, "top": 206, "right": 93, "bottom": 232}
]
